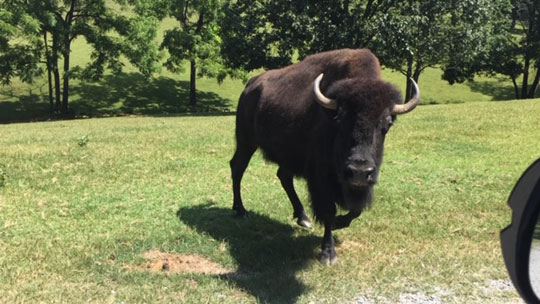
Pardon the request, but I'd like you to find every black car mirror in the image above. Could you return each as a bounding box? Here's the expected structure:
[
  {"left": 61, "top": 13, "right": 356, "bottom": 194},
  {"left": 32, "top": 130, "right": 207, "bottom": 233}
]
[{"left": 501, "top": 158, "right": 540, "bottom": 304}]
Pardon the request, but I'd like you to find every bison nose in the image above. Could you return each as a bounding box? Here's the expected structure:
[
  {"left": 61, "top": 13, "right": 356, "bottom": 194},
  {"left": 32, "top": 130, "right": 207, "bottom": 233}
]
[
  {"left": 362, "top": 166, "right": 375, "bottom": 181},
  {"left": 345, "top": 164, "right": 376, "bottom": 186}
]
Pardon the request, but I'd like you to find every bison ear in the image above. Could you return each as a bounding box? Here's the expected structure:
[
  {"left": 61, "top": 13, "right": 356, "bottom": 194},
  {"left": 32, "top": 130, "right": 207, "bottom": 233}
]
[{"left": 325, "top": 104, "right": 343, "bottom": 124}]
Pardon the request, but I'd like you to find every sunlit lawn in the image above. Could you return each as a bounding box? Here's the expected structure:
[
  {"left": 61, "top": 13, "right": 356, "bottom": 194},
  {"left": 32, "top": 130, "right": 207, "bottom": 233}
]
[
  {"left": 1, "top": 9, "right": 539, "bottom": 304},
  {"left": 1, "top": 98, "right": 538, "bottom": 303}
]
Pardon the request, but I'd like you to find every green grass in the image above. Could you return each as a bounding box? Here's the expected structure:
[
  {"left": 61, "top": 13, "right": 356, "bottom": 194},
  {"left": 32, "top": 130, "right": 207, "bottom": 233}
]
[{"left": 1, "top": 98, "right": 539, "bottom": 303}]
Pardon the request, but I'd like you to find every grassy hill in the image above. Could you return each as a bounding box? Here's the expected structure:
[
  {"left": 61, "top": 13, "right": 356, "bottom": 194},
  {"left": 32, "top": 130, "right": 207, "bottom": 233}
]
[{"left": 1, "top": 98, "right": 539, "bottom": 303}]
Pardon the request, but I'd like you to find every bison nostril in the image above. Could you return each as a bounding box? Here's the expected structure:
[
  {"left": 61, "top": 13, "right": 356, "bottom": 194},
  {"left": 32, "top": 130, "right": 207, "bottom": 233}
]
[
  {"left": 345, "top": 164, "right": 376, "bottom": 184},
  {"left": 363, "top": 167, "right": 375, "bottom": 181},
  {"left": 344, "top": 165, "right": 356, "bottom": 179}
]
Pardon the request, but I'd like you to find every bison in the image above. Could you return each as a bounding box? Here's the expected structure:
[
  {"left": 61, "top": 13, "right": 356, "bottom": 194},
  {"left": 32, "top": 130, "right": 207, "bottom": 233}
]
[{"left": 229, "top": 48, "right": 420, "bottom": 264}]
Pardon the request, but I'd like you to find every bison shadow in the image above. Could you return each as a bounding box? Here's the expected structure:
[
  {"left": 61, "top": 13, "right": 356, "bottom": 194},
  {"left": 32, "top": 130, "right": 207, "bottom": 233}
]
[{"left": 176, "top": 203, "right": 319, "bottom": 303}]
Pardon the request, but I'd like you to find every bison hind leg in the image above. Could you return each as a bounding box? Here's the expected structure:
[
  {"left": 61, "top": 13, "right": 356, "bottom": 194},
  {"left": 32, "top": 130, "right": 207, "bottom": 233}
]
[
  {"left": 277, "top": 167, "right": 312, "bottom": 228},
  {"left": 230, "top": 141, "right": 256, "bottom": 218}
]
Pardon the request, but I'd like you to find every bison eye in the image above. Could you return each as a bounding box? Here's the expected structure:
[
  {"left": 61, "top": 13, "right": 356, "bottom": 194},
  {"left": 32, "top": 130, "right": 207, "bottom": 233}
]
[{"left": 380, "top": 116, "right": 393, "bottom": 134}]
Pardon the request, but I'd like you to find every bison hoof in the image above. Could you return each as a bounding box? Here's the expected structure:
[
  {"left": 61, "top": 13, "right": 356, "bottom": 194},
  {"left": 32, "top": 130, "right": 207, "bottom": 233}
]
[
  {"left": 318, "top": 249, "right": 338, "bottom": 265},
  {"left": 233, "top": 207, "right": 248, "bottom": 218},
  {"left": 237, "top": 211, "right": 248, "bottom": 218},
  {"left": 297, "top": 217, "right": 312, "bottom": 229},
  {"left": 295, "top": 213, "right": 312, "bottom": 228}
]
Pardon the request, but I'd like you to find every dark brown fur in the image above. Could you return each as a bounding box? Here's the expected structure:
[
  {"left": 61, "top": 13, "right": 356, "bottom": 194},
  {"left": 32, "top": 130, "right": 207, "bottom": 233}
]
[{"left": 230, "top": 48, "right": 403, "bottom": 264}]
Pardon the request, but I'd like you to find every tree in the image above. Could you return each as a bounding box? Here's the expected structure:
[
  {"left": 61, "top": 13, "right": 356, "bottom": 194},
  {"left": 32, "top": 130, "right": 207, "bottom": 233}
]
[
  {"left": 0, "top": 4, "right": 43, "bottom": 85},
  {"left": 511, "top": 0, "right": 540, "bottom": 99},
  {"left": 372, "top": 0, "right": 509, "bottom": 101},
  {"left": 0, "top": 0, "right": 161, "bottom": 115},
  {"left": 220, "top": 0, "right": 399, "bottom": 71},
  {"left": 160, "top": 0, "right": 231, "bottom": 110},
  {"left": 296, "top": 0, "right": 399, "bottom": 57},
  {"left": 220, "top": 0, "right": 300, "bottom": 71},
  {"left": 487, "top": 0, "right": 539, "bottom": 99},
  {"left": 441, "top": 0, "right": 539, "bottom": 100}
]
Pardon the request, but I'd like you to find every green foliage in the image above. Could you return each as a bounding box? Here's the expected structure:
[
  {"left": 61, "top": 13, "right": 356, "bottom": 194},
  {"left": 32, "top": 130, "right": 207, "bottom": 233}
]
[
  {"left": 297, "top": 0, "right": 399, "bottom": 56},
  {"left": 0, "top": 0, "right": 162, "bottom": 113},
  {"left": 467, "top": 0, "right": 540, "bottom": 99},
  {"left": 220, "top": 0, "right": 398, "bottom": 71},
  {"left": 372, "top": 0, "right": 510, "bottom": 93},
  {"left": 373, "top": 1, "right": 447, "bottom": 72},
  {"left": 162, "top": 22, "right": 226, "bottom": 81},
  {"left": 159, "top": 0, "right": 245, "bottom": 107},
  {"left": 438, "top": 0, "right": 540, "bottom": 100},
  {"left": 1, "top": 0, "right": 536, "bottom": 120},
  {"left": 0, "top": 4, "right": 43, "bottom": 84},
  {"left": 67, "top": 1, "right": 162, "bottom": 80},
  {"left": 220, "top": 0, "right": 302, "bottom": 70},
  {"left": 161, "top": 0, "right": 227, "bottom": 80},
  {"left": 220, "top": 0, "right": 522, "bottom": 102}
]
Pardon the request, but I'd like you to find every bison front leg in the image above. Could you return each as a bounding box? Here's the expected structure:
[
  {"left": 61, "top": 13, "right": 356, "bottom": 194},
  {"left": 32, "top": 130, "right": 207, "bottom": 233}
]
[
  {"left": 319, "top": 216, "right": 338, "bottom": 265},
  {"left": 277, "top": 167, "right": 312, "bottom": 228},
  {"left": 307, "top": 175, "right": 338, "bottom": 264},
  {"left": 332, "top": 210, "right": 361, "bottom": 230}
]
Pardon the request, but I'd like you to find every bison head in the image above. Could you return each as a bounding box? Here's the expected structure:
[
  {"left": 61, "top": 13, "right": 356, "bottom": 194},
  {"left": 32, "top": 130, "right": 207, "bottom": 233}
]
[{"left": 313, "top": 74, "right": 420, "bottom": 211}]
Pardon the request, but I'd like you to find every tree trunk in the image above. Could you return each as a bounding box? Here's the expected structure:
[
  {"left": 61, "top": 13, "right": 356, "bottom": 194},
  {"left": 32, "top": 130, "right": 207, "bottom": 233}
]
[
  {"left": 528, "top": 69, "right": 540, "bottom": 99},
  {"left": 61, "top": 45, "right": 70, "bottom": 114},
  {"left": 190, "top": 59, "right": 197, "bottom": 110},
  {"left": 52, "top": 33, "right": 61, "bottom": 112},
  {"left": 404, "top": 53, "right": 414, "bottom": 102},
  {"left": 411, "top": 64, "right": 421, "bottom": 100},
  {"left": 521, "top": 56, "right": 530, "bottom": 99},
  {"left": 61, "top": 0, "right": 76, "bottom": 115},
  {"left": 188, "top": 12, "right": 205, "bottom": 112},
  {"left": 43, "top": 30, "right": 54, "bottom": 113},
  {"left": 511, "top": 75, "right": 520, "bottom": 100},
  {"left": 413, "top": 64, "right": 421, "bottom": 83}
]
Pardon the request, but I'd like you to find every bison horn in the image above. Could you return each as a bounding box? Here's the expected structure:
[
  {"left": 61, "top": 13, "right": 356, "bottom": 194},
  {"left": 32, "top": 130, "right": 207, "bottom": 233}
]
[
  {"left": 392, "top": 78, "right": 420, "bottom": 115},
  {"left": 313, "top": 73, "right": 337, "bottom": 110}
]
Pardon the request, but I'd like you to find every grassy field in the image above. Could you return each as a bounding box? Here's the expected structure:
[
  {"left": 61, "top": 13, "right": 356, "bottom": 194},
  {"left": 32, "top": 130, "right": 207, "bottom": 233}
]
[{"left": 1, "top": 98, "right": 539, "bottom": 303}]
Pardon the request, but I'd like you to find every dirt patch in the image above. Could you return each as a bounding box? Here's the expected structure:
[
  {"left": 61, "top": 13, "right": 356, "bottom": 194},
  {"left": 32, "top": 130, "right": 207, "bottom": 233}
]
[
  {"left": 136, "top": 250, "right": 231, "bottom": 275},
  {"left": 336, "top": 240, "right": 370, "bottom": 253}
]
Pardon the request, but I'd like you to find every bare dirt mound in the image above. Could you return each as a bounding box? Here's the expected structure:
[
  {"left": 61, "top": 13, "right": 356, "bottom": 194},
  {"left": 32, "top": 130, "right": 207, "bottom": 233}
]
[{"left": 137, "top": 250, "right": 231, "bottom": 275}]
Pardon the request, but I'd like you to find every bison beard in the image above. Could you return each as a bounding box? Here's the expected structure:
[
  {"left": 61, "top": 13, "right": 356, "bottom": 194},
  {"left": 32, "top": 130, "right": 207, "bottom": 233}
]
[{"left": 229, "top": 48, "right": 419, "bottom": 265}]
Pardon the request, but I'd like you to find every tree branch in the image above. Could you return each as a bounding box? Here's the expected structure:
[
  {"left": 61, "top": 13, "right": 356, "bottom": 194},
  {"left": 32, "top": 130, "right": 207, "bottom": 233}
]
[
  {"left": 363, "top": 0, "right": 375, "bottom": 19},
  {"left": 65, "top": 0, "right": 76, "bottom": 24},
  {"left": 195, "top": 12, "right": 205, "bottom": 34},
  {"left": 182, "top": 1, "right": 190, "bottom": 27}
]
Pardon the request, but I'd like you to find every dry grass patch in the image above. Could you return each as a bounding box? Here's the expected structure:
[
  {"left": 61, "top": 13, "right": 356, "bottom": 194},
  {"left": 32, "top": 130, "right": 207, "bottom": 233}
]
[{"left": 134, "top": 250, "right": 231, "bottom": 275}]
